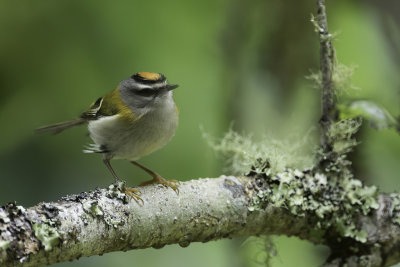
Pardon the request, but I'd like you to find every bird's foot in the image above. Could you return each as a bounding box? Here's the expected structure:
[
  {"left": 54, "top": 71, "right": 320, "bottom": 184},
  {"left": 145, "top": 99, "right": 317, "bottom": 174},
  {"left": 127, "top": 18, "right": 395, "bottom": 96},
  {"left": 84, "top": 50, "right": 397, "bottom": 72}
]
[
  {"left": 123, "top": 187, "right": 143, "bottom": 203},
  {"left": 139, "top": 175, "right": 180, "bottom": 194}
]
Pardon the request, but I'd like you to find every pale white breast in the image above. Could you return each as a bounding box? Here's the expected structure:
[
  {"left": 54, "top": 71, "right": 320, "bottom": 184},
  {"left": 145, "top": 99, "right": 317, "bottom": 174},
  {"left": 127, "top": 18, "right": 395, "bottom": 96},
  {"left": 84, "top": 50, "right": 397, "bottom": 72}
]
[{"left": 87, "top": 95, "right": 178, "bottom": 161}]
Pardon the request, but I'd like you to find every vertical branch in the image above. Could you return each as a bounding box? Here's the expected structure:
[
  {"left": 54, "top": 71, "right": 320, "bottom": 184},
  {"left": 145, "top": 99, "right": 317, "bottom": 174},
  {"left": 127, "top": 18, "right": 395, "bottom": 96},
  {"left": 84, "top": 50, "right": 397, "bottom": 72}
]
[{"left": 315, "top": 0, "right": 336, "bottom": 150}]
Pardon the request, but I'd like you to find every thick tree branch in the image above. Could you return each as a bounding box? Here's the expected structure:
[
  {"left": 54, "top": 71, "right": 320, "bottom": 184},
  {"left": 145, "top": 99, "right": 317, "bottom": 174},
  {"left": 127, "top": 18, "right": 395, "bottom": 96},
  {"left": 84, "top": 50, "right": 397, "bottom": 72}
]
[{"left": 1, "top": 173, "right": 400, "bottom": 267}]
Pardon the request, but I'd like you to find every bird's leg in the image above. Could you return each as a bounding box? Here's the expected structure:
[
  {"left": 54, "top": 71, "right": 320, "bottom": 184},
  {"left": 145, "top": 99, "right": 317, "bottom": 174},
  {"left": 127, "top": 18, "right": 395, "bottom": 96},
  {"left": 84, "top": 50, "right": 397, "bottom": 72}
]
[
  {"left": 103, "top": 158, "right": 142, "bottom": 201},
  {"left": 103, "top": 158, "right": 120, "bottom": 182},
  {"left": 131, "top": 161, "right": 180, "bottom": 193}
]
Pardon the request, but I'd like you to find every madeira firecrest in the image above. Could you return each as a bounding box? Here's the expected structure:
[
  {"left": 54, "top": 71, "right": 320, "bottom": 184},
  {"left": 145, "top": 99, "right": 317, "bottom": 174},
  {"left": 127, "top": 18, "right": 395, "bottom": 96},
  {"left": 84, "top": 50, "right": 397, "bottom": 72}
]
[{"left": 36, "top": 72, "right": 180, "bottom": 201}]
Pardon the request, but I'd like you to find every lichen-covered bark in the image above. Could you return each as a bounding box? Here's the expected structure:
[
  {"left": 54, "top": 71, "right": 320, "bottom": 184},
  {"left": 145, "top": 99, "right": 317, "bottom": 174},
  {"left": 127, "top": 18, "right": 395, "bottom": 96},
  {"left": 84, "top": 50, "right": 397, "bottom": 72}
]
[
  {"left": 0, "top": 176, "right": 301, "bottom": 267},
  {"left": 1, "top": 174, "right": 400, "bottom": 267}
]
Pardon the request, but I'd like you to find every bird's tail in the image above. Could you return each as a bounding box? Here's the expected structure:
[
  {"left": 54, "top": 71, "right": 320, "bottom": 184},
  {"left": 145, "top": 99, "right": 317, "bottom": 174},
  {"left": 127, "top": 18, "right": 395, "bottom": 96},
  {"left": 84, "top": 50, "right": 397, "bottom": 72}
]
[{"left": 35, "top": 118, "right": 87, "bottom": 134}]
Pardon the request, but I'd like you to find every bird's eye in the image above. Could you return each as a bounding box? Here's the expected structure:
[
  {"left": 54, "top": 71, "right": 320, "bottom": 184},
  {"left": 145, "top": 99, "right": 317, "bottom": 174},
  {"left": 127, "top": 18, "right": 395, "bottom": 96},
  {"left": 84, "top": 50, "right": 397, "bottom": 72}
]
[{"left": 135, "top": 88, "right": 155, "bottom": 97}]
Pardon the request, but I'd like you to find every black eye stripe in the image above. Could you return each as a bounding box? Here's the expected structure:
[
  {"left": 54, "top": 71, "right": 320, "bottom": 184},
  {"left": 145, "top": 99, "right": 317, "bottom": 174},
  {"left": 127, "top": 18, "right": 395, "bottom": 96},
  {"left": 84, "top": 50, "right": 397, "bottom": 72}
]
[{"left": 135, "top": 88, "right": 156, "bottom": 97}]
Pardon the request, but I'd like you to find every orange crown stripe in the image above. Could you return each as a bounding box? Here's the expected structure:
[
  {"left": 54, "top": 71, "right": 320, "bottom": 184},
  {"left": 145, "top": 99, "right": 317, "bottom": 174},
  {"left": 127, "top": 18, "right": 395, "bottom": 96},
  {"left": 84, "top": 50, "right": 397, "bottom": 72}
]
[{"left": 137, "top": 72, "right": 161, "bottom": 81}]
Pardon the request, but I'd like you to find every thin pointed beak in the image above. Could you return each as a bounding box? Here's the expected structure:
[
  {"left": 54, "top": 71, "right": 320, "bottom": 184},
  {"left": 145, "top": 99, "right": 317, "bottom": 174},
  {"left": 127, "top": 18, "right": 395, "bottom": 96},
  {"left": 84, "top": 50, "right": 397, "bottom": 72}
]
[{"left": 167, "top": 84, "right": 179, "bottom": 91}]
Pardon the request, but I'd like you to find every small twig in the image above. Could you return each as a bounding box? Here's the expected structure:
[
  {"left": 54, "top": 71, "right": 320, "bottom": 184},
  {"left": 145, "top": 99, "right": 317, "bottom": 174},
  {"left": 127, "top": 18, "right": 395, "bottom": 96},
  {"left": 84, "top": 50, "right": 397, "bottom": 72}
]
[{"left": 315, "top": 0, "right": 336, "bottom": 150}]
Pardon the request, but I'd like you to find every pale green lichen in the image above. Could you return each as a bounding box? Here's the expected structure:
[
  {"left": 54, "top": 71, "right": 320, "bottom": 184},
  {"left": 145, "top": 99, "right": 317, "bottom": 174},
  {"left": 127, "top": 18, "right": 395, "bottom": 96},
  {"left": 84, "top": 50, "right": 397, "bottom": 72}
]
[
  {"left": 345, "top": 182, "right": 379, "bottom": 215},
  {"left": 213, "top": 117, "right": 380, "bottom": 243},
  {"left": 306, "top": 61, "right": 359, "bottom": 98},
  {"left": 252, "top": 119, "right": 379, "bottom": 243},
  {"left": 310, "top": 14, "right": 339, "bottom": 42},
  {"left": 249, "top": 166, "right": 379, "bottom": 243},
  {"left": 83, "top": 200, "right": 104, "bottom": 217},
  {"left": 82, "top": 194, "right": 125, "bottom": 228},
  {"left": 204, "top": 128, "right": 314, "bottom": 176},
  {"left": 338, "top": 221, "right": 368, "bottom": 243},
  {"left": 32, "top": 222, "right": 60, "bottom": 251},
  {"left": 106, "top": 181, "right": 129, "bottom": 204},
  {"left": 0, "top": 240, "right": 9, "bottom": 250},
  {"left": 332, "top": 63, "right": 360, "bottom": 96},
  {"left": 327, "top": 118, "right": 362, "bottom": 155},
  {"left": 40, "top": 217, "right": 58, "bottom": 227}
]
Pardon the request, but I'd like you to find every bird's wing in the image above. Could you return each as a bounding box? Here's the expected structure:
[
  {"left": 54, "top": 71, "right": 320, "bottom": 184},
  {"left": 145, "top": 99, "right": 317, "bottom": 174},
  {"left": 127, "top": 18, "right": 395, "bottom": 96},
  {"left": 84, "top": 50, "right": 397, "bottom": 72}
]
[
  {"left": 80, "top": 97, "right": 106, "bottom": 120},
  {"left": 79, "top": 88, "right": 120, "bottom": 120},
  {"left": 80, "top": 87, "right": 138, "bottom": 122},
  {"left": 79, "top": 97, "right": 118, "bottom": 120}
]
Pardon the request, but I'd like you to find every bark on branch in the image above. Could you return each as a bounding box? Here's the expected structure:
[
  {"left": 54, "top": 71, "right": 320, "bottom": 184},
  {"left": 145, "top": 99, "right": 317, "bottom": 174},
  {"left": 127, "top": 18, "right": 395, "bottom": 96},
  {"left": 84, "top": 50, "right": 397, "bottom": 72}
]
[
  {"left": 315, "top": 0, "right": 337, "bottom": 150},
  {"left": 1, "top": 173, "right": 400, "bottom": 267}
]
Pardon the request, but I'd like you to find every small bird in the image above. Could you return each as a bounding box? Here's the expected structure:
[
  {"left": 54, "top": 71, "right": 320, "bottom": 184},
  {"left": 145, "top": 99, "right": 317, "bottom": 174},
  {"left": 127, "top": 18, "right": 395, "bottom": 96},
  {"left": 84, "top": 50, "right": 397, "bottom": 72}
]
[{"left": 36, "top": 72, "right": 180, "bottom": 201}]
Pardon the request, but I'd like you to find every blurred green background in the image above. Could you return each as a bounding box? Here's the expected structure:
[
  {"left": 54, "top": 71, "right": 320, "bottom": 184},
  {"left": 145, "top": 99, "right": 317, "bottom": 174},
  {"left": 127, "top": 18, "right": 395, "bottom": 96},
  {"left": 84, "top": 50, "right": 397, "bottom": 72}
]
[{"left": 1, "top": 0, "right": 399, "bottom": 266}]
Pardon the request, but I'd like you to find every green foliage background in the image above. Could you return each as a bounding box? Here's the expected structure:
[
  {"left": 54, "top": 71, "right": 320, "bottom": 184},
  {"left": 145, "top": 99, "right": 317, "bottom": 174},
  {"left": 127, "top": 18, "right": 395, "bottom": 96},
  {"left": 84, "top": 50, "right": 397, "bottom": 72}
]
[{"left": 0, "top": 1, "right": 399, "bottom": 266}]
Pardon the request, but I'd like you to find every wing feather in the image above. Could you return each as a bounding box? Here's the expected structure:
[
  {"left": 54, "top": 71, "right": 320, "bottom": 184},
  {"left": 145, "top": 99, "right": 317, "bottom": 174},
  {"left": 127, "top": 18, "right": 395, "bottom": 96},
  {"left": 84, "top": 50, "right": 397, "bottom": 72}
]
[{"left": 80, "top": 87, "right": 134, "bottom": 120}]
